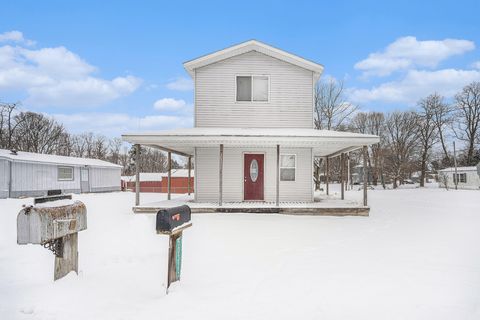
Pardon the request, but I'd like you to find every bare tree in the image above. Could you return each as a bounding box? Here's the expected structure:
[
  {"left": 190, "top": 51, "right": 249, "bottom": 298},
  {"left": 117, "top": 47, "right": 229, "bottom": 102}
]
[
  {"left": 314, "top": 79, "right": 358, "bottom": 130},
  {"left": 14, "top": 112, "right": 67, "bottom": 154},
  {"left": 313, "top": 79, "right": 358, "bottom": 188},
  {"left": 0, "top": 102, "right": 23, "bottom": 149},
  {"left": 108, "top": 137, "right": 123, "bottom": 164},
  {"left": 429, "top": 93, "right": 452, "bottom": 164},
  {"left": 384, "top": 111, "right": 420, "bottom": 188},
  {"left": 417, "top": 94, "right": 439, "bottom": 187},
  {"left": 453, "top": 82, "right": 480, "bottom": 165}
]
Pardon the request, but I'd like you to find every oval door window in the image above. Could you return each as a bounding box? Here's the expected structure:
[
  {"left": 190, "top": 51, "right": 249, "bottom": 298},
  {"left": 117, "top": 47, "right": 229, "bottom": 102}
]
[{"left": 250, "top": 159, "right": 259, "bottom": 182}]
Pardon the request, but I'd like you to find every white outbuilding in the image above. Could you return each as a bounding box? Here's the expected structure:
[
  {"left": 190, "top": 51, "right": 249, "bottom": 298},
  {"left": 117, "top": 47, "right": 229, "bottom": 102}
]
[
  {"left": 438, "top": 166, "right": 480, "bottom": 190},
  {"left": 0, "top": 149, "right": 122, "bottom": 198}
]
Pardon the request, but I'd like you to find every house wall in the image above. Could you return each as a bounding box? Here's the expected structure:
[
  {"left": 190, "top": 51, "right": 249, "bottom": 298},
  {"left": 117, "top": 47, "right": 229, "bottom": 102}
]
[
  {"left": 0, "top": 161, "right": 121, "bottom": 198},
  {"left": 89, "top": 167, "right": 121, "bottom": 192},
  {"left": 439, "top": 171, "right": 480, "bottom": 190},
  {"left": 0, "top": 159, "right": 9, "bottom": 198},
  {"left": 9, "top": 162, "right": 81, "bottom": 197},
  {"left": 195, "top": 146, "right": 313, "bottom": 202},
  {"left": 195, "top": 51, "right": 314, "bottom": 129}
]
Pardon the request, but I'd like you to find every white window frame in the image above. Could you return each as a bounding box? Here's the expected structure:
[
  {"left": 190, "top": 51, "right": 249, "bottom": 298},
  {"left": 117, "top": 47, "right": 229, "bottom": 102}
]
[
  {"left": 58, "top": 166, "right": 74, "bottom": 181},
  {"left": 454, "top": 173, "right": 467, "bottom": 183},
  {"left": 235, "top": 75, "right": 270, "bottom": 103},
  {"left": 280, "top": 154, "right": 296, "bottom": 181}
]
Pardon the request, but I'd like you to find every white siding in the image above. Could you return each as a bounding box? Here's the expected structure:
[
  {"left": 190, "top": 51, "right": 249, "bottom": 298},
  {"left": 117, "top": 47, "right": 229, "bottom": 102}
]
[
  {"left": 439, "top": 171, "right": 480, "bottom": 190},
  {"left": 89, "top": 167, "right": 121, "bottom": 191},
  {"left": 0, "top": 159, "right": 9, "bottom": 198},
  {"left": 195, "top": 51, "right": 314, "bottom": 128},
  {"left": 195, "top": 146, "right": 313, "bottom": 202},
  {"left": 11, "top": 162, "right": 80, "bottom": 193}
]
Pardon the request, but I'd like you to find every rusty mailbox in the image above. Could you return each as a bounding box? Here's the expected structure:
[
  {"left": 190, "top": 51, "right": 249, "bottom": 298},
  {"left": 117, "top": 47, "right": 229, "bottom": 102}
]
[{"left": 17, "top": 199, "right": 87, "bottom": 280}]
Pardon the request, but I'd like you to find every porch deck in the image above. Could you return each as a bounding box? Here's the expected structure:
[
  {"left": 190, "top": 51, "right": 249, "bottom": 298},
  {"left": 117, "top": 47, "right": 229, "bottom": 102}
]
[{"left": 133, "top": 194, "right": 369, "bottom": 216}]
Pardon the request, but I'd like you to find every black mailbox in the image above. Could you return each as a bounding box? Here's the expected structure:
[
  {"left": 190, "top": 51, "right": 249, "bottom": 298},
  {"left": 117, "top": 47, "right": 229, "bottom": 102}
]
[{"left": 156, "top": 205, "right": 191, "bottom": 233}]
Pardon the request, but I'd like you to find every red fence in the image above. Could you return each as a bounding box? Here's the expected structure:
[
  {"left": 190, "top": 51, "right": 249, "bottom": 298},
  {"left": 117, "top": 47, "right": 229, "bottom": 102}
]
[{"left": 125, "top": 177, "right": 194, "bottom": 193}]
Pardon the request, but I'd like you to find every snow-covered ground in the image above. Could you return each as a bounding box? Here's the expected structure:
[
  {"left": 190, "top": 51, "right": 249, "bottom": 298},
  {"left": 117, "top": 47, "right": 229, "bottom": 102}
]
[{"left": 1, "top": 186, "right": 480, "bottom": 319}]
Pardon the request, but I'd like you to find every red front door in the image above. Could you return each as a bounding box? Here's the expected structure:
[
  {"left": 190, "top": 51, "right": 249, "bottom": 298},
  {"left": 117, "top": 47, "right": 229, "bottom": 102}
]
[{"left": 244, "top": 154, "right": 264, "bottom": 201}]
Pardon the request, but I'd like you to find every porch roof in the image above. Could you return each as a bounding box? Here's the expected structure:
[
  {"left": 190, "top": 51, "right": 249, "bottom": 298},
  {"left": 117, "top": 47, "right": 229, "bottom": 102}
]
[{"left": 122, "top": 127, "right": 379, "bottom": 157}]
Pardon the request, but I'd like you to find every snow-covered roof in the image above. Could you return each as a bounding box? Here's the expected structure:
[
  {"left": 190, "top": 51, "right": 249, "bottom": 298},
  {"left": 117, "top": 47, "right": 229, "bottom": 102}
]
[
  {"left": 0, "top": 149, "right": 122, "bottom": 168},
  {"left": 122, "top": 169, "right": 194, "bottom": 182},
  {"left": 438, "top": 166, "right": 477, "bottom": 173},
  {"left": 183, "top": 40, "right": 324, "bottom": 79},
  {"left": 122, "top": 127, "right": 380, "bottom": 157}
]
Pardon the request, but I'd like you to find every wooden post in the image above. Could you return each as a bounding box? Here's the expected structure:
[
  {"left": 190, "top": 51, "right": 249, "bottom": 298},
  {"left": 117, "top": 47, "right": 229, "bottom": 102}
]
[
  {"left": 326, "top": 156, "right": 329, "bottom": 195},
  {"left": 167, "top": 152, "right": 171, "bottom": 200},
  {"left": 187, "top": 156, "right": 192, "bottom": 195},
  {"left": 341, "top": 153, "right": 345, "bottom": 200},
  {"left": 347, "top": 152, "right": 351, "bottom": 190},
  {"left": 135, "top": 144, "right": 140, "bottom": 206},
  {"left": 276, "top": 144, "right": 280, "bottom": 206},
  {"left": 219, "top": 144, "right": 223, "bottom": 206},
  {"left": 54, "top": 233, "right": 78, "bottom": 281},
  {"left": 167, "top": 231, "right": 182, "bottom": 293},
  {"left": 363, "top": 146, "right": 368, "bottom": 206}
]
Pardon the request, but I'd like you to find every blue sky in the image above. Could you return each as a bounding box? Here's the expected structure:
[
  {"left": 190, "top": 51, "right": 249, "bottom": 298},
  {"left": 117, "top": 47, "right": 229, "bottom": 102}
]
[{"left": 0, "top": 0, "right": 479, "bottom": 137}]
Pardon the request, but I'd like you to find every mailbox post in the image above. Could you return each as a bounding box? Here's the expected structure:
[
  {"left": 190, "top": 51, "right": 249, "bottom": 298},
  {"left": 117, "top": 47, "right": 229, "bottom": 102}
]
[
  {"left": 156, "top": 205, "right": 192, "bottom": 293},
  {"left": 17, "top": 199, "right": 87, "bottom": 281}
]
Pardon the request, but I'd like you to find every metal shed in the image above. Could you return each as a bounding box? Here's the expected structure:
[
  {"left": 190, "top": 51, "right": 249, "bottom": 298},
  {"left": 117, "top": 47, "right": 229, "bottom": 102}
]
[{"left": 0, "top": 149, "right": 122, "bottom": 198}]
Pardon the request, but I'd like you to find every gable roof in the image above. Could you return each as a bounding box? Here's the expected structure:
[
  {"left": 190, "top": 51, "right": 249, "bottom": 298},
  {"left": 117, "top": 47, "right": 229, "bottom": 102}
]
[
  {"left": 0, "top": 149, "right": 122, "bottom": 168},
  {"left": 183, "top": 40, "right": 324, "bottom": 79}
]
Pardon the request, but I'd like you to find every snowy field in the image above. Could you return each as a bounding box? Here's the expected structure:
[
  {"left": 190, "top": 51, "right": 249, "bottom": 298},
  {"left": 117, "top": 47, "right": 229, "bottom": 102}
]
[{"left": 1, "top": 186, "right": 480, "bottom": 320}]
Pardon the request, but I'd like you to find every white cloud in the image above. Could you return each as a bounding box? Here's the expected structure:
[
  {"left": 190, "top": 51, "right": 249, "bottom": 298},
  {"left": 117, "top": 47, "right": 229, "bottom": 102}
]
[
  {"left": 52, "top": 112, "right": 193, "bottom": 137},
  {"left": 355, "top": 36, "right": 475, "bottom": 77},
  {"left": 472, "top": 61, "right": 480, "bottom": 69},
  {"left": 166, "top": 77, "right": 193, "bottom": 91},
  {"left": 348, "top": 68, "right": 480, "bottom": 104},
  {"left": 0, "top": 30, "right": 35, "bottom": 45},
  {"left": 0, "top": 35, "right": 141, "bottom": 107},
  {"left": 153, "top": 98, "right": 188, "bottom": 111}
]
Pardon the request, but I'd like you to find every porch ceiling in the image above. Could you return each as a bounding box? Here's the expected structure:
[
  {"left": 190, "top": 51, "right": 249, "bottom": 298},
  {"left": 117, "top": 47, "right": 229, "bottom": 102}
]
[{"left": 122, "top": 127, "right": 379, "bottom": 157}]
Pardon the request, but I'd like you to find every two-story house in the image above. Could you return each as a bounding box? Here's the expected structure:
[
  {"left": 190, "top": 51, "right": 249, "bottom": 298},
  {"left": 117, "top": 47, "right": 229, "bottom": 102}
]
[{"left": 123, "top": 40, "right": 379, "bottom": 208}]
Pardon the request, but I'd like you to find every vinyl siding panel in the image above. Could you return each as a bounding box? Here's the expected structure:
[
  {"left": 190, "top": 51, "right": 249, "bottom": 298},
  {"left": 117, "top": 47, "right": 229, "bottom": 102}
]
[
  {"left": 195, "top": 51, "right": 314, "bottom": 128},
  {"left": 89, "top": 167, "right": 121, "bottom": 192},
  {"left": 0, "top": 159, "right": 9, "bottom": 198},
  {"left": 195, "top": 146, "right": 313, "bottom": 202},
  {"left": 11, "top": 162, "right": 80, "bottom": 193}
]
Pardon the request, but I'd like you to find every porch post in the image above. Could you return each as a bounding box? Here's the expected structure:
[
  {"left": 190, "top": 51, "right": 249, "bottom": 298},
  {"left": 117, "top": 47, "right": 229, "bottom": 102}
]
[
  {"left": 363, "top": 145, "right": 368, "bottom": 206},
  {"left": 276, "top": 144, "right": 280, "bottom": 206},
  {"left": 341, "top": 153, "right": 345, "bottom": 200},
  {"left": 347, "top": 152, "right": 351, "bottom": 190},
  {"left": 167, "top": 151, "right": 171, "bottom": 200},
  {"left": 187, "top": 156, "right": 192, "bottom": 195},
  {"left": 326, "top": 156, "right": 329, "bottom": 196},
  {"left": 135, "top": 144, "right": 140, "bottom": 206},
  {"left": 219, "top": 144, "right": 223, "bottom": 206}
]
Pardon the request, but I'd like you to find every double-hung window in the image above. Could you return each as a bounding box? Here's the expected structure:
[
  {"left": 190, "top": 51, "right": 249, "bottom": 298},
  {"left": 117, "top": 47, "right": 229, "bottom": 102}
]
[
  {"left": 453, "top": 173, "right": 467, "bottom": 183},
  {"left": 236, "top": 76, "right": 269, "bottom": 102},
  {"left": 280, "top": 154, "right": 296, "bottom": 181},
  {"left": 58, "top": 166, "right": 74, "bottom": 181}
]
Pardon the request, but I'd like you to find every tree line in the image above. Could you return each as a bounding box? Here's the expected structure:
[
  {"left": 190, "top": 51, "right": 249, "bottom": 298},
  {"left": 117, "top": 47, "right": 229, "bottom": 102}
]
[
  {"left": 314, "top": 80, "right": 480, "bottom": 188},
  {"left": 0, "top": 103, "right": 180, "bottom": 175}
]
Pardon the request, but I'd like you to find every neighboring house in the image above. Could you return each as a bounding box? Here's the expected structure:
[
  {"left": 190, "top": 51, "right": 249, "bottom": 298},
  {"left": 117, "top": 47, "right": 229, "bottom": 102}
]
[
  {"left": 438, "top": 166, "right": 480, "bottom": 190},
  {"left": 0, "top": 149, "right": 122, "bottom": 198},
  {"left": 123, "top": 40, "right": 379, "bottom": 204},
  {"left": 122, "top": 169, "right": 194, "bottom": 193}
]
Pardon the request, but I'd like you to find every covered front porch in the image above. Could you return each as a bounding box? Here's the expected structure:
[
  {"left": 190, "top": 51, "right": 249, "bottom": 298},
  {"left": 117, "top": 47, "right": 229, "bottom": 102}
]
[
  {"left": 132, "top": 191, "right": 369, "bottom": 216},
  {"left": 122, "top": 128, "right": 379, "bottom": 215}
]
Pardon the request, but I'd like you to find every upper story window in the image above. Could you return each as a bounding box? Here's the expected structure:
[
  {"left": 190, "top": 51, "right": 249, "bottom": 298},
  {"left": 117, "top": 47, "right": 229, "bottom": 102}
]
[{"left": 236, "top": 76, "right": 269, "bottom": 102}]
